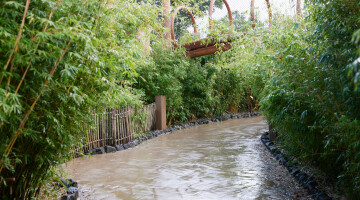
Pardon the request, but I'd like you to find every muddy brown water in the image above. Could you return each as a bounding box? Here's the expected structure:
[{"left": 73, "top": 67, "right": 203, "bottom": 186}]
[{"left": 64, "top": 116, "right": 297, "bottom": 200}]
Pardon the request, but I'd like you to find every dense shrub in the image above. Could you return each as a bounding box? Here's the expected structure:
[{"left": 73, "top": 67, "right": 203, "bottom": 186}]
[{"left": 135, "top": 43, "right": 260, "bottom": 125}]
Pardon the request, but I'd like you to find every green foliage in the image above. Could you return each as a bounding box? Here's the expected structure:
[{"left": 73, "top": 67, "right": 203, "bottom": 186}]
[
  {"left": 0, "top": 0, "right": 160, "bottom": 198},
  {"left": 239, "top": 0, "right": 360, "bottom": 197},
  {"left": 136, "top": 40, "right": 260, "bottom": 125}
]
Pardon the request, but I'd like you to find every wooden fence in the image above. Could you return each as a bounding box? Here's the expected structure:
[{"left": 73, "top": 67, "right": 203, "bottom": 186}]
[{"left": 76, "top": 103, "right": 157, "bottom": 152}]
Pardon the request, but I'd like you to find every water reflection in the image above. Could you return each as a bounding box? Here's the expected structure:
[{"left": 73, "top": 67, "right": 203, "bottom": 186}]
[{"left": 64, "top": 117, "right": 286, "bottom": 200}]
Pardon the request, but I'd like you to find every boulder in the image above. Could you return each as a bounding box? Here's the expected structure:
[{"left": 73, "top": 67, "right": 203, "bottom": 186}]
[
  {"left": 95, "top": 147, "right": 105, "bottom": 154},
  {"left": 146, "top": 133, "right": 153, "bottom": 139},
  {"left": 115, "top": 144, "right": 124, "bottom": 151},
  {"left": 104, "top": 145, "right": 116, "bottom": 153},
  {"left": 86, "top": 149, "right": 96, "bottom": 155},
  {"left": 123, "top": 143, "right": 130, "bottom": 149},
  {"left": 128, "top": 142, "right": 135, "bottom": 148},
  {"left": 67, "top": 187, "right": 79, "bottom": 199},
  {"left": 133, "top": 139, "right": 140, "bottom": 146}
]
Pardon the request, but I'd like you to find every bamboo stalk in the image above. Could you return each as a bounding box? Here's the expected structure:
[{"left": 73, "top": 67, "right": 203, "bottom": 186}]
[
  {"left": 0, "top": 40, "right": 71, "bottom": 174},
  {"left": 95, "top": 113, "right": 98, "bottom": 148},
  {"left": 117, "top": 108, "right": 120, "bottom": 145},
  {"left": 126, "top": 106, "right": 130, "bottom": 143},
  {"left": 121, "top": 109, "right": 125, "bottom": 144},
  {"left": 87, "top": 124, "right": 90, "bottom": 150},
  {"left": 6, "top": 6, "right": 58, "bottom": 100},
  {"left": 0, "top": 0, "right": 31, "bottom": 85}
]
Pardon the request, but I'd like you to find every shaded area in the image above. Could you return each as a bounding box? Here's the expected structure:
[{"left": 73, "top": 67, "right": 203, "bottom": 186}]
[{"left": 64, "top": 117, "right": 310, "bottom": 200}]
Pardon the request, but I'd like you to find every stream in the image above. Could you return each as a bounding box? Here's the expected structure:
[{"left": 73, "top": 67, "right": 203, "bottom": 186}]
[{"left": 64, "top": 116, "right": 309, "bottom": 200}]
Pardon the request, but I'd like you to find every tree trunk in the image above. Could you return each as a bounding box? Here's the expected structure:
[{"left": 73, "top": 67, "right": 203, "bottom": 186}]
[
  {"left": 163, "top": 0, "right": 171, "bottom": 47},
  {"left": 265, "top": 0, "right": 272, "bottom": 29},
  {"left": 296, "top": 0, "right": 302, "bottom": 15},
  {"left": 250, "top": 0, "right": 255, "bottom": 29}
]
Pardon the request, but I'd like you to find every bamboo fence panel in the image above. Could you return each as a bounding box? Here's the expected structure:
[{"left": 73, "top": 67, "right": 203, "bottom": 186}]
[{"left": 76, "top": 103, "right": 157, "bottom": 153}]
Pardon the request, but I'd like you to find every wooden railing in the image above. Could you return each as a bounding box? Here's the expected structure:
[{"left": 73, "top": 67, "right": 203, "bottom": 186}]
[{"left": 76, "top": 103, "right": 157, "bottom": 152}]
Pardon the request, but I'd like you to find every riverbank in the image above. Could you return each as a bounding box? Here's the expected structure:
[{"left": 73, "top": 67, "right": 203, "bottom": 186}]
[{"left": 261, "top": 132, "right": 346, "bottom": 200}]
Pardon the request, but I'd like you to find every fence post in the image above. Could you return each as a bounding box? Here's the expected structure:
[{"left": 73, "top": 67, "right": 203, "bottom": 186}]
[{"left": 155, "top": 96, "right": 166, "bottom": 130}]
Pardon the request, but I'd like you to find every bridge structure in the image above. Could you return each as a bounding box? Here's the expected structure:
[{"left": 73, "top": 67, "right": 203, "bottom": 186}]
[{"left": 167, "top": 0, "right": 273, "bottom": 58}]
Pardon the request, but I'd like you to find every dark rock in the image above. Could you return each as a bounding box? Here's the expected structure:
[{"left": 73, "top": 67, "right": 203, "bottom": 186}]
[
  {"left": 123, "top": 143, "right": 130, "bottom": 149},
  {"left": 146, "top": 133, "right": 153, "bottom": 139},
  {"left": 87, "top": 149, "right": 96, "bottom": 155},
  {"left": 59, "top": 178, "right": 77, "bottom": 188},
  {"left": 61, "top": 195, "right": 69, "bottom": 200},
  {"left": 115, "top": 144, "right": 124, "bottom": 151},
  {"left": 67, "top": 194, "right": 76, "bottom": 200},
  {"left": 274, "top": 153, "right": 282, "bottom": 160},
  {"left": 279, "top": 157, "right": 287, "bottom": 165},
  {"left": 67, "top": 179, "right": 78, "bottom": 188},
  {"left": 67, "top": 187, "right": 79, "bottom": 197},
  {"left": 95, "top": 147, "right": 105, "bottom": 154},
  {"left": 104, "top": 145, "right": 116, "bottom": 153},
  {"left": 133, "top": 139, "right": 140, "bottom": 146},
  {"left": 128, "top": 142, "right": 135, "bottom": 148},
  {"left": 268, "top": 145, "right": 277, "bottom": 153}
]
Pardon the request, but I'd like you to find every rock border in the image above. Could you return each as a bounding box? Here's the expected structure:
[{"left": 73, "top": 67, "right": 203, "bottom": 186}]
[
  {"left": 261, "top": 132, "right": 332, "bottom": 200},
  {"left": 59, "top": 178, "right": 79, "bottom": 200},
  {"left": 85, "top": 112, "right": 261, "bottom": 156}
]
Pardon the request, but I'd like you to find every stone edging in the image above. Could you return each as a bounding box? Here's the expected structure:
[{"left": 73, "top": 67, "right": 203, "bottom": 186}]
[
  {"left": 86, "top": 112, "right": 262, "bottom": 155},
  {"left": 59, "top": 178, "right": 79, "bottom": 200},
  {"left": 261, "top": 132, "right": 332, "bottom": 200}
]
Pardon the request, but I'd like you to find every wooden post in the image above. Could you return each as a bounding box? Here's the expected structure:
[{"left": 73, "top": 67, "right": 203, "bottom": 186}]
[{"left": 155, "top": 96, "right": 166, "bottom": 130}]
